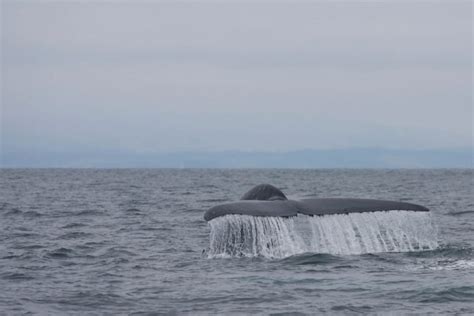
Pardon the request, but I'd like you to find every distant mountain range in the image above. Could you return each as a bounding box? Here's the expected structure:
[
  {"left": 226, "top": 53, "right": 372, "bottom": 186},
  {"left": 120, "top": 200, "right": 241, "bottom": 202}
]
[{"left": 1, "top": 148, "right": 472, "bottom": 168}]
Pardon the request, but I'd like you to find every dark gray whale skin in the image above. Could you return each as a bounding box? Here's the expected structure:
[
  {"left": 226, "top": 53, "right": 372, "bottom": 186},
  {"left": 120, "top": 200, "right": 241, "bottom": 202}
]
[{"left": 203, "top": 184, "right": 429, "bottom": 221}]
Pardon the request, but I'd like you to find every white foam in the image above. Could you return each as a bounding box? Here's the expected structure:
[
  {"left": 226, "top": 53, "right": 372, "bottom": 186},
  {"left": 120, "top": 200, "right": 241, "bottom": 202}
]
[
  {"left": 208, "top": 215, "right": 305, "bottom": 258},
  {"left": 207, "top": 211, "right": 438, "bottom": 258},
  {"left": 427, "top": 260, "right": 474, "bottom": 271}
]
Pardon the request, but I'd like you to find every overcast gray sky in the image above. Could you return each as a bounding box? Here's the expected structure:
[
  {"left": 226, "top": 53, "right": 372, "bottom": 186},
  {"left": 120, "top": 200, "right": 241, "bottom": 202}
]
[{"left": 2, "top": 1, "right": 472, "bottom": 155}]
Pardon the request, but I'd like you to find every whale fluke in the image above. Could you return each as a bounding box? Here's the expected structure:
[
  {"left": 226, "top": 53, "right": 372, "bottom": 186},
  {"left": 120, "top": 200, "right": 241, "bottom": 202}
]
[
  {"left": 204, "top": 200, "right": 299, "bottom": 221},
  {"left": 204, "top": 184, "right": 429, "bottom": 221}
]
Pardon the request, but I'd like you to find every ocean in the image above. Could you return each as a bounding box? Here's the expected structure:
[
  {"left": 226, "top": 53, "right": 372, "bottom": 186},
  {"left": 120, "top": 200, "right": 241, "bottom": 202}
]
[{"left": 1, "top": 169, "right": 473, "bottom": 314}]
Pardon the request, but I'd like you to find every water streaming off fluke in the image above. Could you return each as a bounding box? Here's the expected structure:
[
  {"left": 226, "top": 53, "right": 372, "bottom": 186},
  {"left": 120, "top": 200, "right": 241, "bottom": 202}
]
[{"left": 207, "top": 211, "right": 438, "bottom": 258}]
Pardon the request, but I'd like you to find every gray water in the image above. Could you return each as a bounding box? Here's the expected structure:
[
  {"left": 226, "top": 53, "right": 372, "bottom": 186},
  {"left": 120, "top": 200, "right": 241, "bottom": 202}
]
[{"left": 1, "top": 169, "right": 473, "bottom": 314}]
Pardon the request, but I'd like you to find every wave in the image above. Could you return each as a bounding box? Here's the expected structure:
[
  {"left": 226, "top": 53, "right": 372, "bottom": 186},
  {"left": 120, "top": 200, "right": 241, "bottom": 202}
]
[{"left": 75, "top": 209, "right": 106, "bottom": 216}]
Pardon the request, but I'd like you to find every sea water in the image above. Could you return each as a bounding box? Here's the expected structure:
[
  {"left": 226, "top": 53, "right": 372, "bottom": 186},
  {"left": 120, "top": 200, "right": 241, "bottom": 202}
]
[{"left": 1, "top": 169, "right": 473, "bottom": 314}]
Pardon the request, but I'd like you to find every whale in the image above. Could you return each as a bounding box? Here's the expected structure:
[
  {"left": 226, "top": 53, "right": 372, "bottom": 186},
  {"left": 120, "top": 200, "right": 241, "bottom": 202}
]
[{"left": 204, "top": 184, "right": 429, "bottom": 221}]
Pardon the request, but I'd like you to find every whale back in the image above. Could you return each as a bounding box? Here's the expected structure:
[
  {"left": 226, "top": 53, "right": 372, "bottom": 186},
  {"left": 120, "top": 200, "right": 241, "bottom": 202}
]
[{"left": 241, "top": 184, "right": 288, "bottom": 201}]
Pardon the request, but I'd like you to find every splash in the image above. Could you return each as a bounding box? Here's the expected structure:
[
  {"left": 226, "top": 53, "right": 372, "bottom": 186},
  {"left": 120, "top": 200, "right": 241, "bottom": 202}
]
[{"left": 207, "top": 211, "right": 438, "bottom": 258}]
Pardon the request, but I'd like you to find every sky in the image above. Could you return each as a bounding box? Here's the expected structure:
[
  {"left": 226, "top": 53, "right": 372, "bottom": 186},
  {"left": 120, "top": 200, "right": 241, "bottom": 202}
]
[{"left": 1, "top": 1, "right": 473, "bottom": 158}]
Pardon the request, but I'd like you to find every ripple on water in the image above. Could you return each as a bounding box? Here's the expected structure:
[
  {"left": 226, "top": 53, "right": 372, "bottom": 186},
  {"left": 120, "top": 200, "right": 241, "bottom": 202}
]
[
  {"left": 16, "top": 244, "right": 45, "bottom": 250},
  {"left": 428, "top": 260, "right": 474, "bottom": 271},
  {"left": 411, "top": 286, "right": 474, "bottom": 303},
  {"left": 183, "top": 208, "right": 204, "bottom": 213},
  {"left": 95, "top": 247, "right": 138, "bottom": 259},
  {"left": 45, "top": 247, "right": 75, "bottom": 259},
  {"left": 23, "top": 211, "right": 43, "bottom": 217},
  {"left": 4, "top": 208, "right": 23, "bottom": 216},
  {"left": 44, "top": 291, "right": 133, "bottom": 308},
  {"left": 62, "top": 223, "right": 88, "bottom": 229},
  {"left": 3, "top": 208, "right": 43, "bottom": 217},
  {"left": 331, "top": 305, "right": 372, "bottom": 313},
  {"left": 1, "top": 272, "right": 35, "bottom": 281},
  {"left": 405, "top": 243, "right": 473, "bottom": 259},
  {"left": 197, "top": 198, "right": 229, "bottom": 203},
  {"left": 124, "top": 208, "right": 142, "bottom": 214},
  {"left": 0, "top": 202, "right": 11, "bottom": 210},
  {"left": 75, "top": 209, "right": 106, "bottom": 216},
  {"left": 279, "top": 253, "right": 343, "bottom": 266},
  {"left": 57, "top": 232, "right": 92, "bottom": 240},
  {"left": 9, "top": 232, "right": 43, "bottom": 239},
  {"left": 448, "top": 210, "right": 474, "bottom": 216}
]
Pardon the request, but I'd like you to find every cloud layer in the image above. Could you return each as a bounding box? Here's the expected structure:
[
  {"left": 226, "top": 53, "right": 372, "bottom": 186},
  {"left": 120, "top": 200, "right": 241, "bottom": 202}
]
[{"left": 2, "top": 2, "right": 472, "bottom": 156}]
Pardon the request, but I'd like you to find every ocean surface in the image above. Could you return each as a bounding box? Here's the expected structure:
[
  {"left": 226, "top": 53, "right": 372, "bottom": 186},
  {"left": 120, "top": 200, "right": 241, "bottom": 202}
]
[{"left": 1, "top": 169, "right": 473, "bottom": 315}]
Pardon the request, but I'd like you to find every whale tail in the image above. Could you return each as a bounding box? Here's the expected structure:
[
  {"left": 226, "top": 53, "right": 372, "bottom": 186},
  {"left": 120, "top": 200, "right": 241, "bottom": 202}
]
[
  {"left": 205, "top": 184, "right": 437, "bottom": 258},
  {"left": 204, "top": 184, "right": 428, "bottom": 221}
]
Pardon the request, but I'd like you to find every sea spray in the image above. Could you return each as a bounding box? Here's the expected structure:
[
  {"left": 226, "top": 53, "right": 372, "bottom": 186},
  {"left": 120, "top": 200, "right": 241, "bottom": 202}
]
[{"left": 207, "top": 211, "right": 438, "bottom": 258}]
